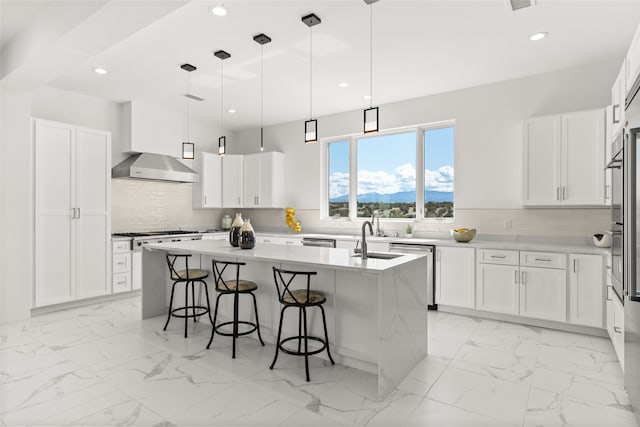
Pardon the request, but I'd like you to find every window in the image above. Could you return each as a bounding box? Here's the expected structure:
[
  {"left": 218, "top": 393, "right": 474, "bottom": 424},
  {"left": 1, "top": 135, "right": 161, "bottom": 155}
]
[
  {"left": 323, "top": 122, "right": 454, "bottom": 221},
  {"left": 424, "top": 127, "right": 454, "bottom": 218},
  {"left": 328, "top": 140, "right": 349, "bottom": 218},
  {"left": 357, "top": 131, "right": 417, "bottom": 218}
]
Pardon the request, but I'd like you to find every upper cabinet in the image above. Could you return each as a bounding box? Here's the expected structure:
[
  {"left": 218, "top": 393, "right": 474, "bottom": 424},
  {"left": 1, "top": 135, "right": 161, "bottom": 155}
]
[
  {"left": 612, "top": 63, "right": 626, "bottom": 139},
  {"left": 523, "top": 109, "right": 605, "bottom": 206},
  {"left": 243, "top": 152, "right": 285, "bottom": 208},
  {"left": 121, "top": 101, "right": 182, "bottom": 158},
  {"left": 192, "top": 152, "right": 222, "bottom": 208},
  {"left": 222, "top": 154, "right": 244, "bottom": 208},
  {"left": 626, "top": 23, "right": 640, "bottom": 95}
]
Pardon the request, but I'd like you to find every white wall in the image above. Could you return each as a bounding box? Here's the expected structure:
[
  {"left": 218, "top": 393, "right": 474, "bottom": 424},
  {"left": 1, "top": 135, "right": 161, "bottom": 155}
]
[
  {"left": 232, "top": 61, "right": 615, "bottom": 237},
  {"left": 1, "top": 90, "right": 33, "bottom": 322}
]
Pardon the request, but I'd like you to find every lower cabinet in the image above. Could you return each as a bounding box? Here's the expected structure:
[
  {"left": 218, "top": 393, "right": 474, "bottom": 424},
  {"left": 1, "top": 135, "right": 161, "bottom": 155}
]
[
  {"left": 475, "top": 249, "right": 567, "bottom": 322},
  {"left": 436, "top": 246, "right": 475, "bottom": 308},
  {"left": 112, "top": 240, "right": 132, "bottom": 294},
  {"left": 569, "top": 254, "right": 604, "bottom": 328},
  {"left": 476, "top": 263, "right": 520, "bottom": 315},
  {"left": 607, "top": 284, "right": 625, "bottom": 369},
  {"left": 519, "top": 266, "right": 567, "bottom": 322}
]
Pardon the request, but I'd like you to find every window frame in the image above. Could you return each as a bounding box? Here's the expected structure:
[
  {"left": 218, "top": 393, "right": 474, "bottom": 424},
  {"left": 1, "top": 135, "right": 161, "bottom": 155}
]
[{"left": 321, "top": 120, "right": 455, "bottom": 222}]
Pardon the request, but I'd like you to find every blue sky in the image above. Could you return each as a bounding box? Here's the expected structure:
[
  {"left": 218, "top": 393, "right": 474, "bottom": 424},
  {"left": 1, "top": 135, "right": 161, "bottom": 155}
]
[{"left": 329, "top": 128, "right": 454, "bottom": 198}]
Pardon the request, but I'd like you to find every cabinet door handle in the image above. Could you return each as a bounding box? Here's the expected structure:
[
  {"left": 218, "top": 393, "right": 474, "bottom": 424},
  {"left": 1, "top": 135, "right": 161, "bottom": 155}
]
[
  {"left": 607, "top": 285, "right": 612, "bottom": 301},
  {"left": 521, "top": 271, "right": 526, "bottom": 284},
  {"left": 71, "top": 208, "right": 76, "bottom": 219},
  {"left": 613, "top": 104, "right": 620, "bottom": 124},
  {"left": 614, "top": 326, "right": 622, "bottom": 334},
  {"left": 77, "top": 208, "right": 81, "bottom": 219},
  {"left": 556, "top": 187, "right": 560, "bottom": 201},
  {"left": 534, "top": 258, "right": 551, "bottom": 262},
  {"left": 204, "top": 196, "right": 207, "bottom": 205},
  {"left": 562, "top": 187, "right": 566, "bottom": 200},
  {"left": 573, "top": 259, "right": 577, "bottom": 273},
  {"left": 490, "top": 255, "right": 506, "bottom": 259},
  {"left": 514, "top": 270, "right": 519, "bottom": 284}
]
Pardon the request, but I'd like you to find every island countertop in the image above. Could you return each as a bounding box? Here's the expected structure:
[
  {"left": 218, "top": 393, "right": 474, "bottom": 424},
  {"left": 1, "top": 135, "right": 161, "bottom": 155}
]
[{"left": 144, "top": 239, "right": 425, "bottom": 272}]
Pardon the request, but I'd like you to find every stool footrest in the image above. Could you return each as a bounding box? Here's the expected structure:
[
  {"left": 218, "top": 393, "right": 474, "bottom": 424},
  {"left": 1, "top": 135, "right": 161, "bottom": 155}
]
[
  {"left": 214, "top": 320, "right": 258, "bottom": 337},
  {"left": 170, "top": 306, "right": 210, "bottom": 319},
  {"left": 278, "top": 335, "right": 327, "bottom": 357}
]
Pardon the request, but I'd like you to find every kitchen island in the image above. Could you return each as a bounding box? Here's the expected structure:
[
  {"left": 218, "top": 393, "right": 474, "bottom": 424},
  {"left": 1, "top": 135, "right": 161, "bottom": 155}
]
[{"left": 141, "top": 239, "right": 428, "bottom": 400}]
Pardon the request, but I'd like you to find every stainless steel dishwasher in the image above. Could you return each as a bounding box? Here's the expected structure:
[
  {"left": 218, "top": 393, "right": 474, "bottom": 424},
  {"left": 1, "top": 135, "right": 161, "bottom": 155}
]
[
  {"left": 389, "top": 242, "right": 436, "bottom": 310},
  {"left": 301, "top": 237, "right": 337, "bottom": 248}
]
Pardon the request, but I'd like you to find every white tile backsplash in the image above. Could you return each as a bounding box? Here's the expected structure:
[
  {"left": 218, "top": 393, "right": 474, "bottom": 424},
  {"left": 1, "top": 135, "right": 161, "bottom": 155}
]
[
  {"left": 242, "top": 208, "right": 610, "bottom": 239},
  {"left": 111, "top": 179, "right": 221, "bottom": 232}
]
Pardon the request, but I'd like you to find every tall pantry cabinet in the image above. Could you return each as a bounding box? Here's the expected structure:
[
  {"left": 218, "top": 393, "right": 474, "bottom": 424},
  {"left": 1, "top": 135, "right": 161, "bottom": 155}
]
[{"left": 33, "top": 119, "right": 111, "bottom": 307}]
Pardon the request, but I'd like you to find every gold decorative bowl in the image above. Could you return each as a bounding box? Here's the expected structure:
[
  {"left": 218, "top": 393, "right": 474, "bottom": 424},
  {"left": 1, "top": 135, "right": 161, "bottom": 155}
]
[{"left": 451, "top": 228, "right": 476, "bottom": 243}]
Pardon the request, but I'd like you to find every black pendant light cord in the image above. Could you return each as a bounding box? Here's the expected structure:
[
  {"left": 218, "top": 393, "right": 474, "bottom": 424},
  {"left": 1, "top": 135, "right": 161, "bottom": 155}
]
[
  {"left": 261, "top": 43, "right": 264, "bottom": 150},
  {"left": 369, "top": 3, "right": 373, "bottom": 109},
  {"left": 220, "top": 60, "right": 224, "bottom": 135},
  {"left": 187, "top": 71, "right": 191, "bottom": 142},
  {"left": 310, "top": 25, "right": 313, "bottom": 120}
]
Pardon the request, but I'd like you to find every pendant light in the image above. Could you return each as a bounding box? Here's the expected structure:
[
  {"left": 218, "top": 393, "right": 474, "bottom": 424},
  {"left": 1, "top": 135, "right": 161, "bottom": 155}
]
[
  {"left": 181, "top": 63, "right": 196, "bottom": 159},
  {"left": 363, "top": 0, "right": 380, "bottom": 134},
  {"left": 302, "top": 13, "right": 321, "bottom": 143},
  {"left": 214, "top": 50, "right": 231, "bottom": 156},
  {"left": 253, "top": 33, "right": 271, "bottom": 152}
]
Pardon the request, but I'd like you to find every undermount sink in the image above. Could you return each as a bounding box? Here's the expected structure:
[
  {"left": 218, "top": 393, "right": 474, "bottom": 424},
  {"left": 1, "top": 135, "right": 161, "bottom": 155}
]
[{"left": 352, "top": 252, "right": 403, "bottom": 260}]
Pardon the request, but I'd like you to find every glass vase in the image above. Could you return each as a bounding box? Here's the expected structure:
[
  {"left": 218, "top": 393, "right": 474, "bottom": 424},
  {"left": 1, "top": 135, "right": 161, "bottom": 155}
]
[
  {"left": 239, "top": 219, "right": 256, "bottom": 249},
  {"left": 229, "top": 213, "right": 244, "bottom": 247}
]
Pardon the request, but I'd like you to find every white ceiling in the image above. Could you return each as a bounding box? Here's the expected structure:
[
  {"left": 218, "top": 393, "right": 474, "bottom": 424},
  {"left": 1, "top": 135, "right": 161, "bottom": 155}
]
[{"left": 3, "top": 0, "right": 640, "bottom": 131}]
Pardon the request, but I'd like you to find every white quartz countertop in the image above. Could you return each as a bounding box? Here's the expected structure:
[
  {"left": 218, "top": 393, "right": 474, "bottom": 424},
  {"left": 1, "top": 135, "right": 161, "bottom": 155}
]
[{"left": 144, "top": 239, "right": 425, "bottom": 272}]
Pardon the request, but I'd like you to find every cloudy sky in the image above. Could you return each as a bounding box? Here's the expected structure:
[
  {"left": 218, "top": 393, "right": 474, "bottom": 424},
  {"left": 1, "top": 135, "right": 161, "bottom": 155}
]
[{"left": 328, "top": 127, "right": 454, "bottom": 199}]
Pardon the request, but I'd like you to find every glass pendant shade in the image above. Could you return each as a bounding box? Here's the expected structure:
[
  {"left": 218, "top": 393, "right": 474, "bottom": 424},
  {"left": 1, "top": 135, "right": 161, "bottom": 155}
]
[
  {"left": 364, "top": 107, "right": 379, "bottom": 133},
  {"left": 182, "top": 142, "right": 194, "bottom": 159},
  {"left": 218, "top": 136, "right": 226, "bottom": 156},
  {"left": 305, "top": 119, "right": 317, "bottom": 143}
]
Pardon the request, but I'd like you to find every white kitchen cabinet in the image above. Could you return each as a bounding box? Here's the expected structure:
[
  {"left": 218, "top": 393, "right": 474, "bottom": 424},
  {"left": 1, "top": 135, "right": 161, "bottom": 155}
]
[
  {"left": 222, "top": 154, "right": 244, "bottom": 208},
  {"left": 435, "top": 246, "right": 475, "bottom": 308},
  {"left": 523, "top": 116, "right": 561, "bottom": 206},
  {"left": 243, "top": 152, "right": 284, "bottom": 208},
  {"left": 519, "top": 266, "right": 566, "bottom": 322},
  {"left": 256, "top": 235, "right": 303, "bottom": 246},
  {"left": 476, "top": 263, "right": 520, "bottom": 315},
  {"left": 605, "top": 105, "right": 613, "bottom": 206},
  {"left": 610, "top": 291, "right": 625, "bottom": 368},
  {"left": 569, "top": 254, "right": 604, "bottom": 328},
  {"left": 627, "top": 24, "right": 640, "bottom": 95},
  {"left": 34, "top": 119, "right": 111, "bottom": 307},
  {"left": 523, "top": 109, "right": 605, "bottom": 206},
  {"left": 612, "top": 64, "right": 626, "bottom": 140},
  {"left": 192, "top": 152, "right": 222, "bottom": 208}
]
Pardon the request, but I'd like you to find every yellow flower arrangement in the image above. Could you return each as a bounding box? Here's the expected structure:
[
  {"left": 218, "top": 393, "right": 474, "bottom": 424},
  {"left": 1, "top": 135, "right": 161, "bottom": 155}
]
[{"left": 285, "top": 207, "right": 302, "bottom": 233}]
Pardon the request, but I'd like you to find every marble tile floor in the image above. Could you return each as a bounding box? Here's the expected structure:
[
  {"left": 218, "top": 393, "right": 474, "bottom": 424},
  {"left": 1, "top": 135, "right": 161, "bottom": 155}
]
[{"left": 1, "top": 296, "right": 638, "bottom": 427}]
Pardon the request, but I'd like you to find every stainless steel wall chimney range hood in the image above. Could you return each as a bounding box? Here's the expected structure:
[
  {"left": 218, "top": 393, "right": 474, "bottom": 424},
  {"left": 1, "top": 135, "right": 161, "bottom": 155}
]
[{"left": 112, "top": 153, "right": 198, "bottom": 183}]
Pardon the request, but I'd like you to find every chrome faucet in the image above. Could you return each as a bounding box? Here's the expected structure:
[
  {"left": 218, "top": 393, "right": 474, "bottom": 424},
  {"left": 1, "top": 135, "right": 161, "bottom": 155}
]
[
  {"left": 371, "top": 210, "right": 383, "bottom": 236},
  {"left": 361, "top": 221, "right": 374, "bottom": 259}
]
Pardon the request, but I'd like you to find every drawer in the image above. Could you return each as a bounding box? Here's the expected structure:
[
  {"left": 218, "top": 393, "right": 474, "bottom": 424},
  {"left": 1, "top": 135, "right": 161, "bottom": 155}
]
[
  {"left": 113, "top": 253, "right": 131, "bottom": 274},
  {"left": 112, "top": 240, "right": 131, "bottom": 253},
  {"left": 520, "top": 251, "right": 566, "bottom": 269},
  {"left": 113, "top": 272, "right": 131, "bottom": 293},
  {"left": 477, "top": 249, "right": 519, "bottom": 265}
]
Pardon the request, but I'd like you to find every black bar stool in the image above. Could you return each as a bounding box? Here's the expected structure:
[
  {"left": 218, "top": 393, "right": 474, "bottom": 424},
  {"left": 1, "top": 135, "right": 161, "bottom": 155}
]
[
  {"left": 207, "top": 259, "right": 265, "bottom": 358},
  {"left": 164, "top": 253, "right": 213, "bottom": 338},
  {"left": 270, "top": 267, "right": 335, "bottom": 381}
]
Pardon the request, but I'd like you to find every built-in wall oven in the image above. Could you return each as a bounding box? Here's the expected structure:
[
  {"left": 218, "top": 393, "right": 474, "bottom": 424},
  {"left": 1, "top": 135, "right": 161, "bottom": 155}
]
[{"left": 609, "top": 133, "right": 625, "bottom": 302}]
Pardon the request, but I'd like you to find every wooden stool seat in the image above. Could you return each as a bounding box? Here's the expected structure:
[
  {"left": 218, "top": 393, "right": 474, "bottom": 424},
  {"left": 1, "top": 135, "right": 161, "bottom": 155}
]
[
  {"left": 172, "top": 269, "right": 209, "bottom": 280},
  {"left": 217, "top": 279, "right": 258, "bottom": 292},
  {"left": 283, "top": 289, "right": 326, "bottom": 305}
]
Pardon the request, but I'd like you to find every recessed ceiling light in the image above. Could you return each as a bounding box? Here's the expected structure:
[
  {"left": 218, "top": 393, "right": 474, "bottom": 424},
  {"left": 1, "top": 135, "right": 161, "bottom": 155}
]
[
  {"left": 338, "top": 82, "right": 349, "bottom": 88},
  {"left": 210, "top": 4, "right": 227, "bottom": 16},
  {"left": 530, "top": 32, "right": 548, "bottom": 41},
  {"left": 227, "top": 109, "right": 236, "bottom": 113},
  {"left": 363, "top": 95, "right": 371, "bottom": 100},
  {"left": 93, "top": 67, "right": 107, "bottom": 75}
]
